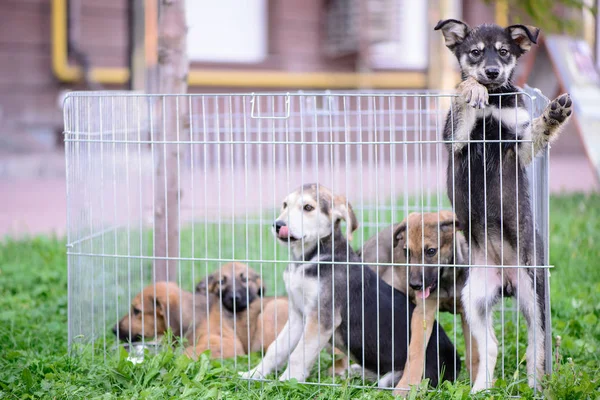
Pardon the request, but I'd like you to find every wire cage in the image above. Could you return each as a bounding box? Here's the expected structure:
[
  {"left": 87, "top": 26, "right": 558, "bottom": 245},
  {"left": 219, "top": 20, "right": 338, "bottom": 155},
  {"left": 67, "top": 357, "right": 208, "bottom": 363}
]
[{"left": 63, "top": 88, "right": 552, "bottom": 393}]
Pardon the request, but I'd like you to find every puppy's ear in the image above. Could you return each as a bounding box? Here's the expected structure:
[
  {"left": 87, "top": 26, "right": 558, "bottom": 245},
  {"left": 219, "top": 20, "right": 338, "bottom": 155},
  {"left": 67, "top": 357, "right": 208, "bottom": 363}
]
[
  {"left": 256, "top": 277, "right": 266, "bottom": 297},
  {"left": 434, "top": 19, "right": 471, "bottom": 49},
  {"left": 333, "top": 195, "right": 359, "bottom": 241},
  {"left": 506, "top": 24, "right": 540, "bottom": 53},
  {"left": 392, "top": 221, "right": 407, "bottom": 249},
  {"left": 155, "top": 294, "right": 182, "bottom": 337},
  {"left": 247, "top": 267, "right": 266, "bottom": 297},
  {"left": 195, "top": 275, "right": 219, "bottom": 295},
  {"left": 439, "top": 211, "right": 463, "bottom": 232},
  {"left": 195, "top": 278, "right": 207, "bottom": 294},
  {"left": 208, "top": 275, "right": 221, "bottom": 294}
]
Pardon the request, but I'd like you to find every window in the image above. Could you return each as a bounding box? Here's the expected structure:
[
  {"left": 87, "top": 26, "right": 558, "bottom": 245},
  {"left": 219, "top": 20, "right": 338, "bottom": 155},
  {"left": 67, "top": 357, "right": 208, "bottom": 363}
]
[
  {"left": 185, "top": 0, "right": 267, "bottom": 63},
  {"left": 368, "top": 0, "right": 428, "bottom": 70},
  {"left": 324, "top": 0, "right": 360, "bottom": 57}
]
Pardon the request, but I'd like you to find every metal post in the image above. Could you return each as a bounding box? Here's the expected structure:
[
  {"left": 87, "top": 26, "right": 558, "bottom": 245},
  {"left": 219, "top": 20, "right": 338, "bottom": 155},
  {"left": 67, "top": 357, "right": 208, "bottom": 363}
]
[
  {"left": 523, "top": 86, "right": 553, "bottom": 376},
  {"left": 534, "top": 144, "right": 552, "bottom": 376}
]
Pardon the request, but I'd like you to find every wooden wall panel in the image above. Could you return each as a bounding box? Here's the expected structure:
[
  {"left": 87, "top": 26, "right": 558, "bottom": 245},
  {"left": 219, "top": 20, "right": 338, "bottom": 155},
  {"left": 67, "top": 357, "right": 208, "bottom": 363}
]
[
  {"left": 0, "top": 2, "right": 51, "bottom": 48},
  {"left": 0, "top": 0, "right": 128, "bottom": 150}
]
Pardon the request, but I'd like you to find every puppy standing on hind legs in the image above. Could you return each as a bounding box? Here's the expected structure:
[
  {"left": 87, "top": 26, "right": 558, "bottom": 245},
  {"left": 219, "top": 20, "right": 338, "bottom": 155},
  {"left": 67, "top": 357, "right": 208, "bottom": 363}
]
[{"left": 435, "top": 19, "right": 573, "bottom": 392}]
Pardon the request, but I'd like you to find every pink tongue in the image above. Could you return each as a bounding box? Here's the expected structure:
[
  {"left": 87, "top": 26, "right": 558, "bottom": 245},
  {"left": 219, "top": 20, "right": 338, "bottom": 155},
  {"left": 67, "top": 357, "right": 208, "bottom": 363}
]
[
  {"left": 278, "top": 226, "right": 289, "bottom": 239},
  {"left": 416, "top": 287, "right": 431, "bottom": 299}
]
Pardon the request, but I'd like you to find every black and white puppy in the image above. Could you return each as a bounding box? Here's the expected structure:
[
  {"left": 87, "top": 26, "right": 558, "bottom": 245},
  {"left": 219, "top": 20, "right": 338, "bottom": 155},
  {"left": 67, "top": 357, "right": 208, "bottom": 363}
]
[
  {"left": 240, "top": 184, "right": 460, "bottom": 388},
  {"left": 435, "top": 20, "right": 572, "bottom": 392}
]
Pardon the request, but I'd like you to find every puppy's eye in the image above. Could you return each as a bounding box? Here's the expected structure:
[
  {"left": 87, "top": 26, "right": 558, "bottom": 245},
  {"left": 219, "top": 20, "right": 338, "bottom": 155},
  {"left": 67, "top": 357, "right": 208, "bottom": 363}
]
[
  {"left": 240, "top": 273, "right": 246, "bottom": 281},
  {"left": 425, "top": 248, "right": 438, "bottom": 257},
  {"left": 132, "top": 307, "right": 141, "bottom": 316},
  {"left": 282, "top": 202, "right": 287, "bottom": 209},
  {"left": 499, "top": 49, "right": 508, "bottom": 56},
  {"left": 470, "top": 49, "right": 481, "bottom": 57},
  {"left": 303, "top": 204, "right": 314, "bottom": 212}
]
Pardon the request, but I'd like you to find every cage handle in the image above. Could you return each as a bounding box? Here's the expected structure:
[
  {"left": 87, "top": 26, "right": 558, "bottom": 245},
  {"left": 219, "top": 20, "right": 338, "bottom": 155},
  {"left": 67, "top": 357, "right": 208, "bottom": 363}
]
[{"left": 250, "top": 93, "right": 291, "bottom": 119}]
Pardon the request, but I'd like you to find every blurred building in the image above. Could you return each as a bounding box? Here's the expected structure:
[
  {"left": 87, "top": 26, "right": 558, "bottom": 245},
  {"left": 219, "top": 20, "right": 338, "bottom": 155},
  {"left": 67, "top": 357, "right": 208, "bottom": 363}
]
[
  {"left": 0, "top": 0, "right": 597, "bottom": 187},
  {"left": 0, "top": 0, "right": 515, "bottom": 153}
]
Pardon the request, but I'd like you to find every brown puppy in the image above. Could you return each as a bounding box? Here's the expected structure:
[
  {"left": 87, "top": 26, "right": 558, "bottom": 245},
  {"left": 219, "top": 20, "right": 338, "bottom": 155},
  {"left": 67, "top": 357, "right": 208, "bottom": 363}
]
[
  {"left": 113, "top": 281, "right": 243, "bottom": 359},
  {"left": 113, "top": 282, "right": 233, "bottom": 357},
  {"left": 115, "top": 264, "right": 288, "bottom": 361},
  {"left": 359, "top": 211, "right": 477, "bottom": 393},
  {"left": 195, "top": 262, "right": 289, "bottom": 356},
  {"left": 196, "top": 262, "right": 265, "bottom": 313}
]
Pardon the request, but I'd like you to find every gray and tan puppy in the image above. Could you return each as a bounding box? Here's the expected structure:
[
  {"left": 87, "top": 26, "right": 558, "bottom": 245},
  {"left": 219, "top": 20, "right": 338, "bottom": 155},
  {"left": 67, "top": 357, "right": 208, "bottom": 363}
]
[
  {"left": 359, "top": 211, "right": 474, "bottom": 394},
  {"left": 435, "top": 19, "right": 573, "bottom": 392}
]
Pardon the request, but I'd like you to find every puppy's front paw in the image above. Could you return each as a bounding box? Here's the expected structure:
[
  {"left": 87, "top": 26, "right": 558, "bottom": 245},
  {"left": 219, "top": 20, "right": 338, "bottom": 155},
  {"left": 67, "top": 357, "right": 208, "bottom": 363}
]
[
  {"left": 544, "top": 93, "right": 572, "bottom": 130},
  {"left": 239, "top": 368, "right": 264, "bottom": 380},
  {"left": 348, "top": 363, "right": 364, "bottom": 377},
  {"left": 278, "top": 368, "right": 292, "bottom": 382},
  {"left": 279, "top": 367, "right": 307, "bottom": 382},
  {"left": 470, "top": 380, "right": 491, "bottom": 393},
  {"left": 392, "top": 386, "right": 411, "bottom": 398},
  {"left": 458, "top": 77, "right": 489, "bottom": 109}
]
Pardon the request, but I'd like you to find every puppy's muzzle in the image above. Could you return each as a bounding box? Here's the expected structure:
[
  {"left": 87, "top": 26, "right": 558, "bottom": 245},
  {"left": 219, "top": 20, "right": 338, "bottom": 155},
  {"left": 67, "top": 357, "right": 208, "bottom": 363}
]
[
  {"left": 224, "top": 291, "right": 248, "bottom": 312},
  {"left": 484, "top": 67, "right": 500, "bottom": 80},
  {"left": 273, "top": 220, "right": 297, "bottom": 241},
  {"left": 409, "top": 277, "right": 437, "bottom": 299},
  {"left": 409, "top": 279, "right": 427, "bottom": 291},
  {"left": 274, "top": 220, "right": 286, "bottom": 234},
  {"left": 113, "top": 324, "right": 142, "bottom": 342}
]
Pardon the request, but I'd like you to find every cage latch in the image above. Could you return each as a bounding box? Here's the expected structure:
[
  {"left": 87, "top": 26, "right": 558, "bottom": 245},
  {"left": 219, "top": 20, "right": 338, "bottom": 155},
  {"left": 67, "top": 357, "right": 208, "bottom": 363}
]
[{"left": 250, "top": 93, "right": 291, "bottom": 120}]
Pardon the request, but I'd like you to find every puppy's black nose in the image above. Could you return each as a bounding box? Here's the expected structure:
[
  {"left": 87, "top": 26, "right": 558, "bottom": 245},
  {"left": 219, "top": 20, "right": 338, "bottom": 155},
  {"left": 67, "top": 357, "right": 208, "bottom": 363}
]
[
  {"left": 235, "top": 292, "right": 242, "bottom": 302},
  {"left": 409, "top": 281, "right": 424, "bottom": 291},
  {"left": 274, "top": 220, "right": 286, "bottom": 233},
  {"left": 485, "top": 67, "right": 500, "bottom": 80}
]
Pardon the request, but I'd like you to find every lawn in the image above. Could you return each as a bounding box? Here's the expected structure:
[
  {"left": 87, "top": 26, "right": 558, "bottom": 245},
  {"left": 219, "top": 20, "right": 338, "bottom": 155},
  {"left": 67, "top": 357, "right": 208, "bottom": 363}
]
[{"left": 0, "top": 194, "right": 599, "bottom": 399}]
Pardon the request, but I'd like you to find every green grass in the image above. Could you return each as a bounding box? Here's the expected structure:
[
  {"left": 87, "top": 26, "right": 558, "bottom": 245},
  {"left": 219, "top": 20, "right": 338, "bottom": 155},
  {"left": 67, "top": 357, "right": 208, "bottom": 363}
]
[{"left": 1, "top": 194, "right": 599, "bottom": 399}]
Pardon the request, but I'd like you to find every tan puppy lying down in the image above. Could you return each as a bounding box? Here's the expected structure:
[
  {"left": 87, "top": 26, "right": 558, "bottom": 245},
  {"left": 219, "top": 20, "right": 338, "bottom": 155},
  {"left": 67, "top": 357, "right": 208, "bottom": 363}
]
[{"left": 114, "top": 263, "right": 288, "bottom": 359}]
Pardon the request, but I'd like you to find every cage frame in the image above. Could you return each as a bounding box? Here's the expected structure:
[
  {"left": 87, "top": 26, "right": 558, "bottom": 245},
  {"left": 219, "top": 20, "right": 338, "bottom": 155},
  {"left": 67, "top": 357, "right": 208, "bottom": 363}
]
[{"left": 63, "top": 88, "right": 553, "bottom": 393}]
